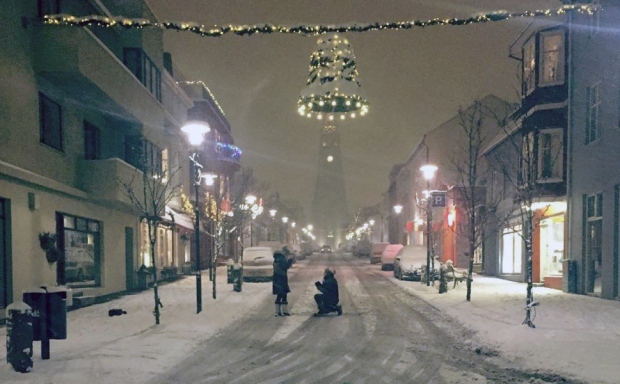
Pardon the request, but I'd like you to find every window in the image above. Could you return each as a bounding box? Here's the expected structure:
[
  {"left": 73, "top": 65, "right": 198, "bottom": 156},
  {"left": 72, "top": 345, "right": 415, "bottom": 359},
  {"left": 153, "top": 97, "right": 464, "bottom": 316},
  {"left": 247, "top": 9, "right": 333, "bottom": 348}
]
[
  {"left": 520, "top": 132, "right": 535, "bottom": 186},
  {"left": 161, "top": 148, "right": 169, "bottom": 182},
  {"left": 587, "top": 193, "right": 603, "bottom": 220},
  {"left": 124, "top": 136, "right": 162, "bottom": 177},
  {"left": 538, "top": 128, "right": 564, "bottom": 182},
  {"left": 539, "top": 32, "right": 564, "bottom": 86},
  {"left": 502, "top": 225, "right": 523, "bottom": 274},
  {"left": 141, "top": 220, "right": 175, "bottom": 268},
  {"left": 39, "top": 93, "right": 63, "bottom": 151},
  {"left": 523, "top": 39, "right": 536, "bottom": 94},
  {"left": 58, "top": 213, "right": 101, "bottom": 287},
  {"left": 123, "top": 48, "right": 162, "bottom": 102},
  {"left": 586, "top": 83, "right": 600, "bottom": 144},
  {"left": 590, "top": 6, "right": 600, "bottom": 37},
  {"left": 38, "top": 0, "right": 60, "bottom": 18},
  {"left": 83, "top": 121, "right": 101, "bottom": 160}
]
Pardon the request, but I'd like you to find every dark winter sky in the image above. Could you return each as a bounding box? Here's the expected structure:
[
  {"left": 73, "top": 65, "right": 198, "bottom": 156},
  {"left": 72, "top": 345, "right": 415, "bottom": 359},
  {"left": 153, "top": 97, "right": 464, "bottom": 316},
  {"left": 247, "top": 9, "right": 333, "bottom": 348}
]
[{"left": 146, "top": 0, "right": 558, "bottom": 217}]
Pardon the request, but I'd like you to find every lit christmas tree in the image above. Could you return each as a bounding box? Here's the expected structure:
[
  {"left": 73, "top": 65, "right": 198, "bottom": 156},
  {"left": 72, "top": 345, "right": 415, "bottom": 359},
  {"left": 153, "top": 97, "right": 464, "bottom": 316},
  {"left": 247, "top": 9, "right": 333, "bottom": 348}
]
[{"left": 298, "top": 34, "right": 369, "bottom": 121}]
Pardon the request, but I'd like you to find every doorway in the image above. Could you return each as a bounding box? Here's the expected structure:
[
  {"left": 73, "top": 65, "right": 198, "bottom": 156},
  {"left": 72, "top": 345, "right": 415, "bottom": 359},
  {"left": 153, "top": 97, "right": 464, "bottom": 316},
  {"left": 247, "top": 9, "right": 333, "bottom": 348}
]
[{"left": 586, "top": 220, "right": 602, "bottom": 294}]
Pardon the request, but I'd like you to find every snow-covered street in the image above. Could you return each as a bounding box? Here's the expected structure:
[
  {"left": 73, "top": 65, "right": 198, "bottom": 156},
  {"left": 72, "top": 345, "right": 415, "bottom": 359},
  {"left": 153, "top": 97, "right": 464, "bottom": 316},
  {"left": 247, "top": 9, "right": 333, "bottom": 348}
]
[{"left": 2, "top": 252, "right": 619, "bottom": 383}]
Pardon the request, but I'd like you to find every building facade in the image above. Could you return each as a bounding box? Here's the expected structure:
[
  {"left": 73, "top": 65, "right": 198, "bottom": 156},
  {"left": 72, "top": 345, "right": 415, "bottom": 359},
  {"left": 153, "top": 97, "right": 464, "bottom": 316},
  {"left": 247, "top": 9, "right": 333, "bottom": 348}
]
[
  {"left": 567, "top": 1, "right": 620, "bottom": 299},
  {"left": 0, "top": 0, "right": 239, "bottom": 312}
]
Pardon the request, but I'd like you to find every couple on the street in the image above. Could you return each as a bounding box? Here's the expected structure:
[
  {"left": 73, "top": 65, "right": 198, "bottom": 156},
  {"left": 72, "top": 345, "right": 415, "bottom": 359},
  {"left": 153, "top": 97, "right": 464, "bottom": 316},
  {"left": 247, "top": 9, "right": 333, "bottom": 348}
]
[{"left": 272, "top": 251, "right": 340, "bottom": 317}]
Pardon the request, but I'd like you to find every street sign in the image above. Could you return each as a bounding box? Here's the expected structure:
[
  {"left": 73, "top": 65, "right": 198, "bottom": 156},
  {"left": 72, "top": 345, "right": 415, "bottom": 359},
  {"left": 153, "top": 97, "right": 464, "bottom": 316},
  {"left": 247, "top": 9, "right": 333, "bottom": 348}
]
[{"left": 431, "top": 191, "right": 446, "bottom": 207}]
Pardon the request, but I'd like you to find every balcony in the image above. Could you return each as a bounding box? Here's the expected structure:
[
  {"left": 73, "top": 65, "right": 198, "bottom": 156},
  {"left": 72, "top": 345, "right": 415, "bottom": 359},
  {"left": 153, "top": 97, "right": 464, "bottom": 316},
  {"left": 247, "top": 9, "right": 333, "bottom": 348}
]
[
  {"left": 77, "top": 158, "right": 144, "bottom": 207},
  {"left": 32, "top": 25, "right": 167, "bottom": 127},
  {"left": 215, "top": 142, "right": 242, "bottom": 174}
]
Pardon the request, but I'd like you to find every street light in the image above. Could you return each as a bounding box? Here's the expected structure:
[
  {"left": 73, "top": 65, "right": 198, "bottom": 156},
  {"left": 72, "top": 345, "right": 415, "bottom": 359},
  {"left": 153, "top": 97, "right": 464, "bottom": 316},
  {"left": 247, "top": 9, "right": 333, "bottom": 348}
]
[
  {"left": 244, "top": 195, "right": 259, "bottom": 246},
  {"left": 393, "top": 205, "right": 403, "bottom": 214},
  {"left": 420, "top": 162, "right": 438, "bottom": 287},
  {"left": 182, "top": 119, "right": 211, "bottom": 314}
]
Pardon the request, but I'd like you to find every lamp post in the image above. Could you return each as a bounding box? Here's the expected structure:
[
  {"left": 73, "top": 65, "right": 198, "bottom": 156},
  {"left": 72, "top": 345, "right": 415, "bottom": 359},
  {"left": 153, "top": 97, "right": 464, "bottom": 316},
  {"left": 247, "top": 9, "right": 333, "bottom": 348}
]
[
  {"left": 420, "top": 163, "right": 438, "bottom": 287},
  {"left": 244, "top": 195, "right": 257, "bottom": 246},
  {"left": 269, "top": 209, "right": 277, "bottom": 241},
  {"left": 182, "top": 120, "right": 210, "bottom": 314},
  {"left": 282, "top": 216, "right": 289, "bottom": 244}
]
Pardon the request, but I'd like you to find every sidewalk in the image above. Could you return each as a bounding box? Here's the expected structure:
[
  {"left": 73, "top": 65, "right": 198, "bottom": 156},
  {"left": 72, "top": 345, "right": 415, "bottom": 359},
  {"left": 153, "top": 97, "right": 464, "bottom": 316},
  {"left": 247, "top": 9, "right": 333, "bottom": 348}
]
[
  {"left": 1, "top": 265, "right": 619, "bottom": 383},
  {"left": 393, "top": 274, "right": 620, "bottom": 384}
]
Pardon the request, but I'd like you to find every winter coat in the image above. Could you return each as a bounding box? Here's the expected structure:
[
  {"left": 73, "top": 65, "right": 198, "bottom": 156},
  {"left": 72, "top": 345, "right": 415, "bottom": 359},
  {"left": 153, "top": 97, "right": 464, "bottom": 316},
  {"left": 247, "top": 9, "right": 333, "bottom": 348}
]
[
  {"left": 316, "top": 274, "right": 339, "bottom": 306},
  {"left": 272, "top": 255, "right": 293, "bottom": 295}
]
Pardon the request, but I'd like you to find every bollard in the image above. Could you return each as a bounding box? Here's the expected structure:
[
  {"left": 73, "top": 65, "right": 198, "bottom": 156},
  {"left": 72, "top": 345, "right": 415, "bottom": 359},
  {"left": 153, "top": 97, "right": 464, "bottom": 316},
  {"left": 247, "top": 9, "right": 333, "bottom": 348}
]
[{"left": 6, "top": 301, "right": 34, "bottom": 373}]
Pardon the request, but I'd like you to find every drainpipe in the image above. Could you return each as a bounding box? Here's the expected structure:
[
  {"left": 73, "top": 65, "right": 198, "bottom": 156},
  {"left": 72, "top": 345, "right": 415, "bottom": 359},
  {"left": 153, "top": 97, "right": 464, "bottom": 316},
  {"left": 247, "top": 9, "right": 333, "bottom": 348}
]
[{"left": 565, "top": 6, "right": 575, "bottom": 293}]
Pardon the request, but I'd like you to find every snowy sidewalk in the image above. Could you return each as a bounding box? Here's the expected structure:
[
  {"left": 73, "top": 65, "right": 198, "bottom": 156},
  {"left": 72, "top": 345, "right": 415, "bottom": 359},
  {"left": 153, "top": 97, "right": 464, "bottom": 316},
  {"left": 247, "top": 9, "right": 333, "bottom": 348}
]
[
  {"left": 391, "top": 273, "right": 620, "bottom": 384},
  {"left": 1, "top": 264, "right": 619, "bottom": 383}
]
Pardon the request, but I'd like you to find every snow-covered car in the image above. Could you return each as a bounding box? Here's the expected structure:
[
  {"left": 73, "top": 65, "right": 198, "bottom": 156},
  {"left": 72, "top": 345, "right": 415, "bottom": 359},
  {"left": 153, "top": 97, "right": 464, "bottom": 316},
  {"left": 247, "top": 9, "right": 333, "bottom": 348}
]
[
  {"left": 242, "top": 247, "right": 274, "bottom": 282},
  {"left": 369, "top": 242, "right": 390, "bottom": 264},
  {"left": 380, "top": 244, "right": 404, "bottom": 271},
  {"left": 393, "top": 245, "right": 427, "bottom": 281}
]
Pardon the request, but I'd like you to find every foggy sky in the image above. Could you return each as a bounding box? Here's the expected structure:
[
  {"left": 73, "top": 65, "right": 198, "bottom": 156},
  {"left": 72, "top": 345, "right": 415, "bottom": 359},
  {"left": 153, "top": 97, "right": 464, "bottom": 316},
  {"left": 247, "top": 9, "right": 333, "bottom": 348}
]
[{"left": 146, "top": 0, "right": 559, "bottom": 217}]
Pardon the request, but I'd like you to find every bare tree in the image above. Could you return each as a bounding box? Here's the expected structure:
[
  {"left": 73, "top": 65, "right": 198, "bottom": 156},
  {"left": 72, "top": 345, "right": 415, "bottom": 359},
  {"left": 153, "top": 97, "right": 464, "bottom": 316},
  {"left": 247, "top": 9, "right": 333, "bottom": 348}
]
[
  {"left": 491, "top": 109, "right": 562, "bottom": 328},
  {"left": 120, "top": 162, "right": 182, "bottom": 325},
  {"left": 450, "top": 99, "right": 508, "bottom": 301}
]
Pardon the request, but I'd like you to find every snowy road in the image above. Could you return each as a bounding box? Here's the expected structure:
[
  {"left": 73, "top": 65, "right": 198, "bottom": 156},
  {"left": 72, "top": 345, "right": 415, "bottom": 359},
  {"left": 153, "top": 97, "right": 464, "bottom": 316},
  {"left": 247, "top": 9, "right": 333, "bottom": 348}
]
[{"left": 154, "top": 252, "right": 566, "bottom": 384}]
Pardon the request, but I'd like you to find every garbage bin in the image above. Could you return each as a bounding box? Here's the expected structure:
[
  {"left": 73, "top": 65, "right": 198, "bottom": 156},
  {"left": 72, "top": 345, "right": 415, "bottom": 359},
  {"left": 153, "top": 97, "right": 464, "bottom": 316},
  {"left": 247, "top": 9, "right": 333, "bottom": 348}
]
[
  {"left": 23, "top": 286, "right": 67, "bottom": 341},
  {"left": 6, "top": 301, "right": 34, "bottom": 373}
]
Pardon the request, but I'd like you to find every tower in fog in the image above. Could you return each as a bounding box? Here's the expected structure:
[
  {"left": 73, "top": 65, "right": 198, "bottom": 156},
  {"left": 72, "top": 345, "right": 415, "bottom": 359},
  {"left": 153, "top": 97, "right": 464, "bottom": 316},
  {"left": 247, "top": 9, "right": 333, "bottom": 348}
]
[{"left": 311, "top": 124, "right": 348, "bottom": 246}]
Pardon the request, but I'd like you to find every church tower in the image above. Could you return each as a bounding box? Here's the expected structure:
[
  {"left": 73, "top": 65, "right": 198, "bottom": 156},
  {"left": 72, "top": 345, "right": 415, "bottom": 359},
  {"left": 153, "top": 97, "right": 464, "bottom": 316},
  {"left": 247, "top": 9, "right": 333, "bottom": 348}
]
[{"left": 312, "top": 124, "right": 348, "bottom": 247}]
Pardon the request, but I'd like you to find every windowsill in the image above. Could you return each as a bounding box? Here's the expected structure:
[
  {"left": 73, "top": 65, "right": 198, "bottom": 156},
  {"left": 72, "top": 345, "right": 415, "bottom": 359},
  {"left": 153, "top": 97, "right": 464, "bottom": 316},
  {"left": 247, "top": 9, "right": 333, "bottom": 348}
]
[
  {"left": 585, "top": 138, "right": 601, "bottom": 147},
  {"left": 538, "top": 80, "right": 565, "bottom": 88},
  {"left": 40, "top": 141, "right": 65, "bottom": 154}
]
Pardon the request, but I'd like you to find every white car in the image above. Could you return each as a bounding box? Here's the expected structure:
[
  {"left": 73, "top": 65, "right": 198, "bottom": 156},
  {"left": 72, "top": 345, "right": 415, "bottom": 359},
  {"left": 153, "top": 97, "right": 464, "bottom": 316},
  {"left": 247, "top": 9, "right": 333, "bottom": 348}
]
[
  {"left": 242, "top": 247, "right": 274, "bottom": 282},
  {"left": 369, "top": 242, "right": 390, "bottom": 264},
  {"left": 393, "top": 245, "right": 428, "bottom": 281},
  {"left": 380, "top": 244, "right": 404, "bottom": 271}
]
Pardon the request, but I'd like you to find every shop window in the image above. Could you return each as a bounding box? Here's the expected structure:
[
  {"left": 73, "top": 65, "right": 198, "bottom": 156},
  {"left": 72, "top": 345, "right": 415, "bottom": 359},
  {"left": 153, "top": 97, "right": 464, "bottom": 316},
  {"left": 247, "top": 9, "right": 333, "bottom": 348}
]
[
  {"left": 59, "top": 213, "right": 101, "bottom": 287},
  {"left": 540, "top": 216, "right": 564, "bottom": 278},
  {"left": 538, "top": 128, "right": 564, "bottom": 182},
  {"left": 539, "top": 32, "right": 564, "bottom": 86},
  {"left": 39, "top": 93, "right": 63, "bottom": 151},
  {"left": 141, "top": 220, "right": 175, "bottom": 268},
  {"left": 501, "top": 225, "right": 523, "bottom": 274}
]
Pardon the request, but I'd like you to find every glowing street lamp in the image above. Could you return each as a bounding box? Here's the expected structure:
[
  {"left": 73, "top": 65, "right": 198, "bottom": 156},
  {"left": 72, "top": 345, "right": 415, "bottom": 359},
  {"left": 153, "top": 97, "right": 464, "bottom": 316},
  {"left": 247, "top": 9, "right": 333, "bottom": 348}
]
[
  {"left": 420, "top": 163, "right": 438, "bottom": 287},
  {"left": 181, "top": 119, "right": 211, "bottom": 314},
  {"left": 393, "top": 205, "right": 403, "bottom": 214}
]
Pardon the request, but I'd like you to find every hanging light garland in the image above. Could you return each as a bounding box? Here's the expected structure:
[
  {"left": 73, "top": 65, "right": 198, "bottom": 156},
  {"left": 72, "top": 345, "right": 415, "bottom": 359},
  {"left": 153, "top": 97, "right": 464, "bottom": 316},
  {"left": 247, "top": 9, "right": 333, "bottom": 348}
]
[{"left": 42, "top": 4, "right": 597, "bottom": 38}]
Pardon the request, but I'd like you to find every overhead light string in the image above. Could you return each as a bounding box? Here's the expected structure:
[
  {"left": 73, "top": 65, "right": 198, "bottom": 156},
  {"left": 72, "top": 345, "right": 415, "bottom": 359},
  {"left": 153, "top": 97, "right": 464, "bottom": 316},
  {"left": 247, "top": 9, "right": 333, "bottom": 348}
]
[{"left": 41, "top": 4, "right": 598, "bottom": 38}]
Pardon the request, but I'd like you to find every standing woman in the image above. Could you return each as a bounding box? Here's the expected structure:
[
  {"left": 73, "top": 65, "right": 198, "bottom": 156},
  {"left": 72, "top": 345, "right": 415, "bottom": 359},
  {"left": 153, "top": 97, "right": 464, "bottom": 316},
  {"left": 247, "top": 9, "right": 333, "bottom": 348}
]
[{"left": 273, "top": 251, "right": 294, "bottom": 316}]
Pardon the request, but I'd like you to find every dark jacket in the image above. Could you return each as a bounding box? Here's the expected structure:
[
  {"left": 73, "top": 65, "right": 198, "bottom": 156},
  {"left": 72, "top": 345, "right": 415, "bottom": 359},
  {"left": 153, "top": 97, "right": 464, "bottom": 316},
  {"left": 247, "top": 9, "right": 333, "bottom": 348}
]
[
  {"left": 316, "top": 274, "right": 339, "bottom": 306},
  {"left": 273, "top": 253, "right": 293, "bottom": 295}
]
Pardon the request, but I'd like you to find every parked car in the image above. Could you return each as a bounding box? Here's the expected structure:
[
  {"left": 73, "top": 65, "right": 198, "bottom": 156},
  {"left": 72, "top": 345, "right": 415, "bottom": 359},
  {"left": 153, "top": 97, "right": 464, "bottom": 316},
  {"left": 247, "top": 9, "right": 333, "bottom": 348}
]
[
  {"left": 393, "top": 245, "right": 427, "bottom": 281},
  {"left": 242, "top": 246, "right": 274, "bottom": 282},
  {"left": 369, "top": 242, "right": 390, "bottom": 264},
  {"left": 320, "top": 245, "right": 332, "bottom": 253},
  {"left": 257, "top": 241, "right": 284, "bottom": 253},
  {"left": 301, "top": 242, "right": 313, "bottom": 257},
  {"left": 380, "top": 244, "right": 404, "bottom": 271},
  {"left": 353, "top": 239, "right": 371, "bottom": 257}
]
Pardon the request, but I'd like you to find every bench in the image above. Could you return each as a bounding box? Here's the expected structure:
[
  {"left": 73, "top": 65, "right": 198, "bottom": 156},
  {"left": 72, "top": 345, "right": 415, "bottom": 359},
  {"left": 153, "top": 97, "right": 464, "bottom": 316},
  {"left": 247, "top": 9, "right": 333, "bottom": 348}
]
[{"left": 445, "top": 264, "right": 468, "bottom": 289}]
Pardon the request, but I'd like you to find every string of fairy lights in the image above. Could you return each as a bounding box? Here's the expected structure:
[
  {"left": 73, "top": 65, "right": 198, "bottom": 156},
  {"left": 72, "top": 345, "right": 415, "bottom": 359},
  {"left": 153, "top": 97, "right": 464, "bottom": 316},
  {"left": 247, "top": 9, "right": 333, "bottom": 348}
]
[{"left": 42, "top": 4, "right": 597, "bottom": 38}]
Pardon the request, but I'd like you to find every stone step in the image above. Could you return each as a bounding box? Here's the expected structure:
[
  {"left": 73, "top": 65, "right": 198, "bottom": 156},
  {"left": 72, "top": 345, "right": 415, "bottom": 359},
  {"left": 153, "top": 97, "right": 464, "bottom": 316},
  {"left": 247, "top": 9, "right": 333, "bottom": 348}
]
[{"left": 73, "top": 295, "right": 96, "bottom": 308}]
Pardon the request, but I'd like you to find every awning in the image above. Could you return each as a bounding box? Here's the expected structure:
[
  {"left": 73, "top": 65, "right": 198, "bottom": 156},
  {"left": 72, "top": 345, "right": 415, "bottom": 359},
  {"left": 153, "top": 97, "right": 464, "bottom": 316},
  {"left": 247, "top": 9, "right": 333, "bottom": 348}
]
[{"left": 163, "top": 206, "right": 195, "bottom": 230}]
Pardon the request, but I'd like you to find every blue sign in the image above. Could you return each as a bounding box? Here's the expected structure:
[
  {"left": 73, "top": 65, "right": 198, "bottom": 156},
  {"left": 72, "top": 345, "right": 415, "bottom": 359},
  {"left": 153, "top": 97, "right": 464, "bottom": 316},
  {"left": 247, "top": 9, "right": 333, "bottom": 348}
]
[{"left": 431, "top": 192, "right": 446, "bottom": 207}]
